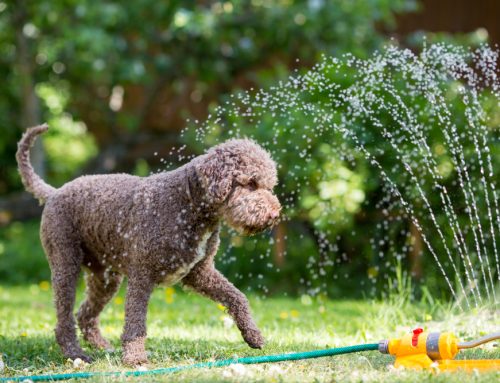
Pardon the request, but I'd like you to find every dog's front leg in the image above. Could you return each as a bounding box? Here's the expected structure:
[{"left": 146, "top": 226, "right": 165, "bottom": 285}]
[
  {"left": 121, "top": 272, "right": 154, "bottom": 365},
  {"left": 183, "top": 263, "right": 265, "bottom": 349}
]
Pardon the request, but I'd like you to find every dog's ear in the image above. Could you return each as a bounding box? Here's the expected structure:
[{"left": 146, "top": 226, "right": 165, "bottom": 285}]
[{"left": 195, "top": 149, "right": 234, "bottom": 204}]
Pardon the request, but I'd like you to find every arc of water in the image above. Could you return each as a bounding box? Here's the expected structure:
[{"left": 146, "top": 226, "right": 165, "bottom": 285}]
[
  {"left": 475, "top": 47, "right": 500, "bottom": 247},
  {"left": 374, "top": 83, "right": 480, "bottom": 305},
  {"left": 406, "top": 49, "right": 496, "bottom": 299},
  {"left": 475, "top": 47, "right": 500, "bottom": 227},
  {"left": 379, "top": 88, "right": 482, "bottom": 305},
  {"left": 342, "top": 52, "right": 482, "bottom": 305},
  {"left": 191, "top": 43, "right": 498, "bottom": 308},
  {"left": 463, "top": 103, "right": 498, "bottom": 296},
  {"left": 460, "top": 73, "right": 500, "bottom": 284},
  {"left": 345, "top": 84, "right": 472, "bottom": 308},
  {"left": 454, "top": 60, "right": 498, "bottom": 300},
  {"left": 363, "top": 96, "right": 476, "bottom": 307},
  {"left": 331, "top": 118, "right": 462, "bottom": 309},
  {"left": 256, "top": 50, "right": 477, "bottom": 308},
  {"left": 419, "top": 73, "right": 493, "bottom": 301},
  {"left": 427, "top": 46, "right": 499, "bottom": 298}
]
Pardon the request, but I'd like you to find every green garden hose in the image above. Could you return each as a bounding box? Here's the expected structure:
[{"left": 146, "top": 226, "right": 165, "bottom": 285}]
[{"left": 0, "top": 343, "right": 379, "bottom": 382}]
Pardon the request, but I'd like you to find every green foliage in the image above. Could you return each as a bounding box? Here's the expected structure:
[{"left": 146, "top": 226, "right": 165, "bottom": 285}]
[
  {"left": 0, "top": 0, "right": 416, "bottom": 193},
  {"left": 36, "top": 83, "right": 98, "bottom": 186},
  {"left": 190, "top": 41, "right": 499, "bottom": 300},
  {"left": 0, "top": 220, "right": 49, "bottom": 284},
  {"left": 132, "top": 158, "right": 150, "bottom": 177},
  {"left": 300, "top": 146, "right": 368, "bottom": 230}
]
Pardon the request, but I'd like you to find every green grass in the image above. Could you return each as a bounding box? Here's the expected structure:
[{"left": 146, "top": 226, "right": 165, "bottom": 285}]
[{"left": 0, "top": 284, "right": 499, "bottom": 382}]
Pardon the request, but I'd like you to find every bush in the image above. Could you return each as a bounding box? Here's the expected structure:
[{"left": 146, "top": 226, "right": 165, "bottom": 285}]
[{"left": 0, "top": 220, "right": 50, "bottom": 284}]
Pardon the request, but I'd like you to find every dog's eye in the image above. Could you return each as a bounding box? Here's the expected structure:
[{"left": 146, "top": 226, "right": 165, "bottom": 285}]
[{"left": 247, "top": 179, "right": 258, "bottom": 191}]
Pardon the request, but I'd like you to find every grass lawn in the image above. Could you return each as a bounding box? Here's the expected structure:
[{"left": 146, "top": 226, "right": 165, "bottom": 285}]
[{"left": 0, "top": 283, "right": 498, "bottom": 382}]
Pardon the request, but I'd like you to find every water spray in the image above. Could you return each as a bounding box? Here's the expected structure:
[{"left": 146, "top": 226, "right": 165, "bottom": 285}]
[{"left": 1, "top": 329, "right": 498, "bottom": 381}]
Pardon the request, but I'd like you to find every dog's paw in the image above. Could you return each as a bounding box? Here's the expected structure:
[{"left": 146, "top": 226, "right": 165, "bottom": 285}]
[
  {"left": 84, "top": 331, "right": 114, "bottom": 351},
  {"left": 122, "top": 338, "right": 149, "bottom": 366},
  {"left": 243, "top": 328, "right": 265, "bottom": 349},
  {"left": 67, "top": 353, "right": 93, "bottom": 364},
  {"left": 122, "top": 353, "right": 149, "bottom": 366}
]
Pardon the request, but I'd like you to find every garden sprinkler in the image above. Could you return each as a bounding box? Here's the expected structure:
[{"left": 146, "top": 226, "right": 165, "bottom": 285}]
[{"left": 378, "top": 328, "right": 500, "bottom": 371}]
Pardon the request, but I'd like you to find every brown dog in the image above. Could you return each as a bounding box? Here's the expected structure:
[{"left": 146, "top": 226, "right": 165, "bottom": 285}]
[{"left": 17, "top": 124, "right": 281, "bottom": 365}]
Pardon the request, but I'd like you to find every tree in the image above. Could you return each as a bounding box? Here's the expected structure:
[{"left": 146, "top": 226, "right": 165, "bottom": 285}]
[{"left": 0, "top": 0, "right": 416, "bottom": 193}]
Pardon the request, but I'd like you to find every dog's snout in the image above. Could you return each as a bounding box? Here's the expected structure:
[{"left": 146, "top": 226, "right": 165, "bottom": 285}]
[{"left": 269, "top": 210, "right": 280, "bottom": 220}]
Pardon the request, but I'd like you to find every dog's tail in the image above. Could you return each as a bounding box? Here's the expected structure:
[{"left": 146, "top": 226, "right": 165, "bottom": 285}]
[{"left": 16, "top": 124, "right": 56, "bottom": 204}]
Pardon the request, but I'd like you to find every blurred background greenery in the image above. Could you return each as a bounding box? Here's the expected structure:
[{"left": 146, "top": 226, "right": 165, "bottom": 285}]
[{"left": 0, "top": 0, "right": 498, "bottom": 299}]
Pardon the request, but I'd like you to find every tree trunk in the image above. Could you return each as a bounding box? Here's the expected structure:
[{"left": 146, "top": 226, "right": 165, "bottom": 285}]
[
  {"left": 14, "top": 0, "right": 44, "bottom": 178},
  {"left": 273, "top": 222, "right": 286, "bottom": 267}
]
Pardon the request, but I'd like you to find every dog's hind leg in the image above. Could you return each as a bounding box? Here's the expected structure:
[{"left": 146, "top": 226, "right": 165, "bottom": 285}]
[
  {"left": 41, "top": 221, "right": 90, "bottom": 362},
  {"left": 77, "top": 269, "right": 123, "bottom": 351}
]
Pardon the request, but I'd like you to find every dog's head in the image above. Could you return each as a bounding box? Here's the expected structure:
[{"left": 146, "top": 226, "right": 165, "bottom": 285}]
[{"left": 195, "top": 139, "right": 281, "bottom": 235}]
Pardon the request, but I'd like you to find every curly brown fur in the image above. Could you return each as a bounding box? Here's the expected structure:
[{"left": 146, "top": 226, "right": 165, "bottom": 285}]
[{"left": 17, "top": 125, "right": 281, "bottom": 365}]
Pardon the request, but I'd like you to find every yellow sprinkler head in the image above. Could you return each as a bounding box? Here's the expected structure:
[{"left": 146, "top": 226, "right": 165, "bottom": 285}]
[{"left": 379, "top": 328, "right": 500, "bottom": 372}]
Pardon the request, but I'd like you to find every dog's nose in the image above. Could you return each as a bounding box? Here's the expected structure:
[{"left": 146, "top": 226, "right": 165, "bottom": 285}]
[{"left": 269, "top": 210, "right": 280, "bottom": 220}]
